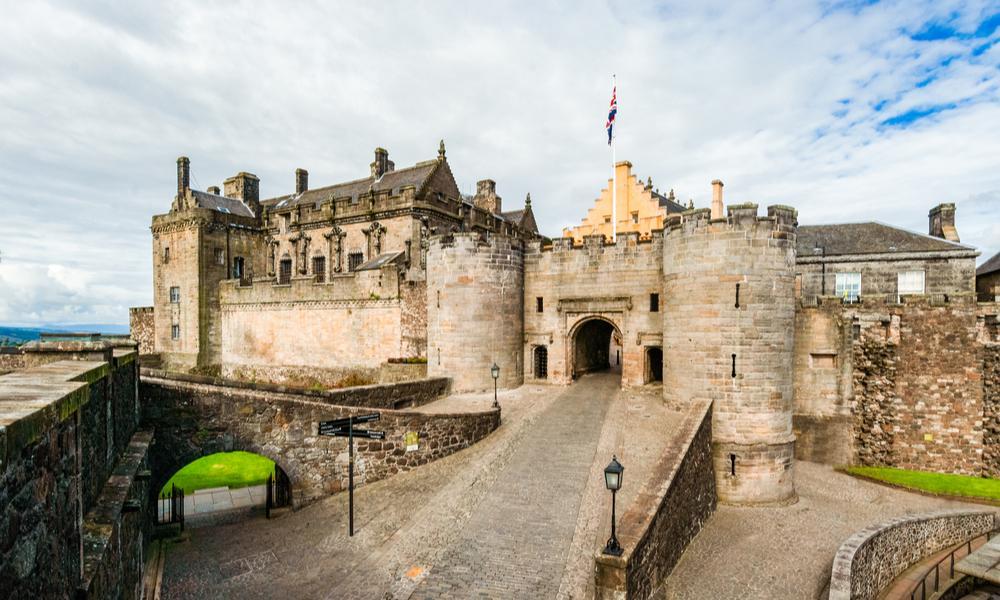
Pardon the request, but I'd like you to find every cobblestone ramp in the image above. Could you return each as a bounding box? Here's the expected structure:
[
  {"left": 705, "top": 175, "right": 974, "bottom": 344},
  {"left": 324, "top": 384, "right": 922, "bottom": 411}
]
[{"left": 409, "top": 372, "right": 616, "bottom": 599}]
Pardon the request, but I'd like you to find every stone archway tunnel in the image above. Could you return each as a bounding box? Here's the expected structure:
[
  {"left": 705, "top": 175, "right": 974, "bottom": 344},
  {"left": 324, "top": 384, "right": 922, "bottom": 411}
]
[
  {"left": 573, "top": 319, "right": 617, "bottom": 376},
  {"left": 139, "top": 371, "right": 499, "bottom": 508}
]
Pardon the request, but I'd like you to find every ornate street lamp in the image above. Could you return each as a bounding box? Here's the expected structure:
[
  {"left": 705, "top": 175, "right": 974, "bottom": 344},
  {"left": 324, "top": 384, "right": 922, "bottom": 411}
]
[
  {"left": 491, "top": 362, "right": 500, "bottom": 408},
  {"left": 603, "top": 455, "right": 624, "bottom": 556}
]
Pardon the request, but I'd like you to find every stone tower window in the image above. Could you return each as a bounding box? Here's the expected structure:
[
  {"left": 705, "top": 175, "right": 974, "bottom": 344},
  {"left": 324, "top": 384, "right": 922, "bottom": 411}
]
[
  {"left": 214, "top": 248, "right": 225, "bottom": 265},
  {"left": 649, "top": 293, "right": 659, "bottom": 312},
  {"left": 163, "top": 246, "right": 170, "bottom": 263},
  {"left": 536, "top": 297, "right": 544, "bottom": 313},
  {"left": 171, "top": 324, "right": 180, "bottom": 340},
  {"left": 313, "top": 256, "right": 326, "bottom": 283},
  {"left": 278, "top": 259, "right": 292, "bottom": 284},
  {"left": 232, "top": 256, "right": 245, "bottom": 282},
  {"left": 348, "top": 252, "right": 364, "bottom": 272},
  {"left": 631, "top": 211, "right": 639, "bottom": 224},
  {"left": 169, "top": 286, "right": 180, "bottom": 303}
]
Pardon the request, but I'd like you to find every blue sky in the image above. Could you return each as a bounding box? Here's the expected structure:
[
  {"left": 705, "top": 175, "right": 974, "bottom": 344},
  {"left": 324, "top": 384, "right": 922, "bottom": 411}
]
[{"left": 0, "top": 0, "right": 998, "bottom": 325}]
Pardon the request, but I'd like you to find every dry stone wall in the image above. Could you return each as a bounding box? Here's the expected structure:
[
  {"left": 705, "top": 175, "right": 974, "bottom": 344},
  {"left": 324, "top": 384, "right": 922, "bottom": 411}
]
[{"left": 129, "top": 306, "right": 155, "bottom": 355}]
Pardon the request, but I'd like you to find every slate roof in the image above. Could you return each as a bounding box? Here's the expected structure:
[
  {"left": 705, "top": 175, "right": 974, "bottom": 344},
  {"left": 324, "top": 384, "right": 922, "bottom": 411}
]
[
  {"left": 501, "top": 209, "right": 525, "bottom": 224},
  {"left": 191, "top": 190, "right": 255, "bottom": 218},
  {"left": 355, "top": 252, "right": 404, "bottom": 271},
  {"left": 797, "top": 222, "right": 976, "bottom": 257},
  {"left": 266, "top": 161, "right": 440, "bottom": 209},
  {"left": 653, "top": 190, "right": 686, "bottom": 214},
  {"left": 978, "top": 251, "right": 1000, "bottom": 276}
]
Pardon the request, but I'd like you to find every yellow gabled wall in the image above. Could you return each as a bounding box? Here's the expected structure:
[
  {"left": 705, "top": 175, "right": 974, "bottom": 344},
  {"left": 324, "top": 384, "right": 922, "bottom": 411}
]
[{"left": 563, "top": 161, "right": 669, "bottom": 243}]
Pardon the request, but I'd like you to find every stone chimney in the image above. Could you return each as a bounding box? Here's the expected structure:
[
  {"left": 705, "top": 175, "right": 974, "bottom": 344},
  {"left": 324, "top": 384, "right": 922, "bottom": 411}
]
[
  {"left": 370, "top": 147, "right": 394, "bottom": 179},
  {"left": 176, "top": 156, "right": 190, "bottom": 198},
  {"left": 929, "top": 203, "right": 959, "bottom": 242},
  {"left": 296, "top": 168, "right": 308, "bottom": 194},
  {"left": 223, "top": 172, "right": 261, "bottom": 216},
  {"left": 711, "top": 179, "right": 724, "bottom": 219},
  {"left": 473, "top": 179, "right": 502, "bottom": 214},
  {"left": 207, "top": 185, "right": 220, "bottom": 195}
]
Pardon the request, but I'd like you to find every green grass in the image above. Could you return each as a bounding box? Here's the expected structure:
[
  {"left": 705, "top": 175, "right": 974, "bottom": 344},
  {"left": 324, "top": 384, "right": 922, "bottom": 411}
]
[
  {"left": 162, "top": 451, "right": 276, "bottom": 495},
  {"left": 842, "top": 465, "right": 1000, "bottom": 501}
]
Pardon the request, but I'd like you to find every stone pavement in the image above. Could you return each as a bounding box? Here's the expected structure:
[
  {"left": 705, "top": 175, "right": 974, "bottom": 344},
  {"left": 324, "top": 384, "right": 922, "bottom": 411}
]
[
  {"left": 657, "top": 461, "right": 995, "bottom": 600},
  {"left": 159, "top": 372, "right": 683, "bottom": 599},
  {"left": 158, "top": 485, "right": 267, "bottom": 522}
]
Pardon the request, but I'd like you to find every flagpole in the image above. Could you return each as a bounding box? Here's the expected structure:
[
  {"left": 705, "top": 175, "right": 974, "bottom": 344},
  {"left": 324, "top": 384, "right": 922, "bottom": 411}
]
[{"left": 611, "top": 74, "right": 617, "bottom": 243}]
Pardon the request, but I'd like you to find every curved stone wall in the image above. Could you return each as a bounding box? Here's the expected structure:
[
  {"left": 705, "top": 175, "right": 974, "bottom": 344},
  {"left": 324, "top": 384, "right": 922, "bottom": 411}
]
[
  {"left": 426, "top": 233, "right": 524, "bottom": 391},
  {"left": 829, "top": 509, "right": 998, "bottom": 600},
  {"left": 662, "top": 204, "right": 798, "bottom": 505}
]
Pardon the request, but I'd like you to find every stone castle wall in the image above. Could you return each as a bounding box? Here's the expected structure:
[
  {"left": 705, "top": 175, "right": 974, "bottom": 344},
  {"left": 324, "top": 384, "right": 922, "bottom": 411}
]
[
  {"left": 662, "top": 205, "right": 798, "bottom": 505},
  {"left": 522, "top": 231, "right": 664, "bottom": 387},
  {"left": 0, "top": 349, "right": 150, "bottom": 600},
  {"left": 427, "top": 234, "right": 524, "bottom": 392},
  {"left": 129, "top": 306, "right": 155, "bottom": 355},
  {"left": 985, "top": 344, "right": 1000, "bottom": 476}
]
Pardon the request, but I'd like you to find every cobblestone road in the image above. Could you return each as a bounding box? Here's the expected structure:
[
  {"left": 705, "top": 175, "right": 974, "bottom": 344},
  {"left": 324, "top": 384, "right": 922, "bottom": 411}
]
[{"left": 409, "top": 372, "right": 615, "bottom": 598}]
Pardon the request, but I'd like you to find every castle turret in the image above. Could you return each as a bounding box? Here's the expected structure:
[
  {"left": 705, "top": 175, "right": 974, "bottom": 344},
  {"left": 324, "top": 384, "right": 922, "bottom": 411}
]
[
  {"left": 662, "top": 203, "right": 798, "bottom": 505},
  {"left": 427, "top": 233, "right": 524, "bottom": 391}
]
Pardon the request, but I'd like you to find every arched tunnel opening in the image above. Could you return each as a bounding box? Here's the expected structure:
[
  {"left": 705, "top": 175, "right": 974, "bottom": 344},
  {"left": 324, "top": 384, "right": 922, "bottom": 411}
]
[
  {"left": 156, "top": 451, "right": 292, "bottom": 527},
  {"left": 573, "top": 319, "right": 620, "bottom": 379}
]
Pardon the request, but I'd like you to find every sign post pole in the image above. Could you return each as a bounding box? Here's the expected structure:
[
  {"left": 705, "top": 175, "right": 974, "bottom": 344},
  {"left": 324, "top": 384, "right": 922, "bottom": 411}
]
[
  {"left": 317, "top": 412, "right": 383, "bottom": 538},
  {"left": 348, "top": 417, "right": 354, "bottom": 537}
]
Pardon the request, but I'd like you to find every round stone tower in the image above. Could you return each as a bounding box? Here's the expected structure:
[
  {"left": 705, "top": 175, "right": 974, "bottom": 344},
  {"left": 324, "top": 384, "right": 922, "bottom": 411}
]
[
  {"left": 662, "top": 204, "right": 798, "bottom": 505},
  {"left": 427, "top": 233, "right": 524, "bottom": 392}
]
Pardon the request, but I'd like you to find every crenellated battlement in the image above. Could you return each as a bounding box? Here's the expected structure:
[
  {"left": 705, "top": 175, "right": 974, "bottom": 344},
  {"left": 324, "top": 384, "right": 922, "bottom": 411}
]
[
  {"left": 663, "top": 203, "right": 798, "bottom": 242},
  {"left": 528, "top": 229, "right": 664, "bottom": 257}
]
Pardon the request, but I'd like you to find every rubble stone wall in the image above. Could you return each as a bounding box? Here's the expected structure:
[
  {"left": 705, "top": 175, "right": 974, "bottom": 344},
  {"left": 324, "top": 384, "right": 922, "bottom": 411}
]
[{"left": 129, "top": 306, "right": 156, "bottom": 355}]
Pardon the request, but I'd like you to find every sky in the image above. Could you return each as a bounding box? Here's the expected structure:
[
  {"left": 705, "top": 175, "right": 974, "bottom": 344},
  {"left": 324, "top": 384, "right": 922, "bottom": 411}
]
[{"left": 0, "top": 0, "right": 998, "bottom": 326}]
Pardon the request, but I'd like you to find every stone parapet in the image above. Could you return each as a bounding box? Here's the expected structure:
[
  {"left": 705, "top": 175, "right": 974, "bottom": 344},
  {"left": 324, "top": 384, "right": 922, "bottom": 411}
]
[
  {"left": 594, "top": 400, "right": 715, "bottom": 600},
  {"left": 829, "top": 509, "right": 998, "bottom": 600}
]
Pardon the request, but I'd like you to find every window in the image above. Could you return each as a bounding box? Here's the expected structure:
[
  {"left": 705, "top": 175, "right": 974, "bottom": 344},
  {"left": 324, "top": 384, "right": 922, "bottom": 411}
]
[
  {"left": 536, "top": 297, "right": 544, "bottom": 313},
  {"left": 278, "top": 259, "right": 292, "bottom": 284},
  {"left": 835, "top": 272, "right": 861, "bottom": 302},
  {"left": 650, "top": 293, "right": 659, "bottom": 312},
  {"left": 313, "top": 256, "right": 326, "bottom": 283},
  {"left": 232, "top": 256, "right": 245, "bottom": 281},
  {"left": 348, "top": 252, "right": 364, "bottom": 272},
  {"left": 169, "top": 286, "right": 180, "bottom": 303},
  {"left": 214, "top": 248, "right": 225, "bottom": 265},
  {"left": 163, "top": 246, "right": 170, "bottom": 263},
  {"left": 631, "top": 212, "right": 639, "bottom": 224},
  {"left": 898, "top": 270, "right": 925, "bottom": 296},
  {"left": 603, "top": 215, "right": 611, "bottom": 224},
  {"left": 171, "top": 324, "right": 180, "bottom": 340},
  {"left": 533, "top": 346, "right": 548, "bottom": 379}
]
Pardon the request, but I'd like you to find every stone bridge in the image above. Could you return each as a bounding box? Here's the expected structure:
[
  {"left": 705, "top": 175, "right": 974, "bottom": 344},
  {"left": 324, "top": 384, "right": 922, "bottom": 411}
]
[{"left": 140, "top": 370, "right": 500, "bottom": 507}]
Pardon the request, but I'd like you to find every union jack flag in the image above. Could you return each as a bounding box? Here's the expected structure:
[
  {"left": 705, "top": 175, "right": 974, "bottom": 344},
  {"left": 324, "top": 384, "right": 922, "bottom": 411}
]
[{"left": 606, "top": 85, "right": 617, "bottom": 145}]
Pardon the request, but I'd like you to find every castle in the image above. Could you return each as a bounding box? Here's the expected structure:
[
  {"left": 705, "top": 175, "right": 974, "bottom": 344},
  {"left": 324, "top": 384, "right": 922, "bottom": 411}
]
[{"left": 135, "top": 143, "right": 1000, "bottom": 506}]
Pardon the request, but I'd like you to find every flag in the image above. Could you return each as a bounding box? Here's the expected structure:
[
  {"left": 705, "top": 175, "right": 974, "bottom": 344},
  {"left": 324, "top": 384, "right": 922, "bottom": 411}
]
[{"left": 606, "top": 85, "right": 617, "bottom": 146}]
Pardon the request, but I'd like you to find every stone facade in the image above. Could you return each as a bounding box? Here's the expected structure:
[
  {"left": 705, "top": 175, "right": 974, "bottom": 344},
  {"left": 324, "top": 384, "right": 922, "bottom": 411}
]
[
  {"left": 128, "top": 306, "right": 155, "bottom": 355},
  {"left": 984, "top": 344, "right": 1000, "bottom": 476},
  {"left": 662, "top": 205, "right": 798, "bottom": 506},
  {"left": 0, "top": 348, "right": 149, "bottom": 600},
  {"left": 140, "top": 373, "right": 498, "bottom": 507},
  {"left": 829, "top": 509, "right": 998, "bottom": 600},
  {"left": 427, "top": 234, "right": 525, "bottom": 391},
  {"left": 594, "top": 400, "right": 715, "bottom": 600}
]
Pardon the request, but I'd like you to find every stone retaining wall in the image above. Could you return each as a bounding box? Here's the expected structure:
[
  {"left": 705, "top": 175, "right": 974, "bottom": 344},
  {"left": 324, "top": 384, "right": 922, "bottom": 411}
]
[
  {"left": 985, "top": 344, "right": 1000, "bottom": 477},
  {"left": 0, "top": 349, "right": 147, "bottom": 599},
  {"left": 0, "top": 348, "right": 24, "bottom": 374},
  {"left": 142, "top": 368, "right": 448, "bottom": 410},
  {"left": 140, "top": 374, "right": 496, "bottom": 507},
  {"left": 594, "top": 400, "right": 716, "bottom": 600},
  {"left": 828, "top": 509, "right": 998, "bottom": 600}
]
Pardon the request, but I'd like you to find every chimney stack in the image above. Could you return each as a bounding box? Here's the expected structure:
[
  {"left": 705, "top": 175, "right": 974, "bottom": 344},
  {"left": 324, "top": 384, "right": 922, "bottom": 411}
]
[
  {"left": 223, "top": 171, "right": 261, "bottom": 216},
  {"left": 207, "top": 185, "right": 220, "bottom": 195},
  {"left": 929, "top": 203, "right": 959, "bottom": 242},
  {"left": 370, "top": 147, "right": 394, "bottom": 179},
  {"left": 473, "top": 179, "right": 501, "bottom": 214},
  {"left": 295, "top": 168, "right": 309, "bottom": 194},
  {"left": 177, "top": 156, "right": 190, "bottom": 198},
  {"left": 711, "top": 179, "right": 724, "bottom": 219}
]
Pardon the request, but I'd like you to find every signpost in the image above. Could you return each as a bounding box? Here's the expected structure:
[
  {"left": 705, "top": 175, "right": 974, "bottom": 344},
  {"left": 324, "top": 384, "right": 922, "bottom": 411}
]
[{"left": 318, "top": 412, "right": 384, "bottom": 536}]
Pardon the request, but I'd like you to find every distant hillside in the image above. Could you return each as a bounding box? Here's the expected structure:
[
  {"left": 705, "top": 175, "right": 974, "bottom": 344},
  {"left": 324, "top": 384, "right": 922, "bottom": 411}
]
[{"left": 0, "top": 324, "right": 129, "bottom": 346}]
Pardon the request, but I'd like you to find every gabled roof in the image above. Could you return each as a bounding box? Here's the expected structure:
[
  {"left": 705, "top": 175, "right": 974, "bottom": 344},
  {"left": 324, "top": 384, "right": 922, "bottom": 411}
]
[
  {"left": 191, "top": 190, "right": 255, "bottom": 218},
  {"left": 265, "top": 160, "right": 441, "bottom": 210},
  {"left": 653, "top": 189, "right": 686, "bottom": 214},
  {"left": 501, "top": 209, "right": 525, "bottom": 224},
  {"left": 978, "top": 251, "right": 1000, "bottom": 276},
  {"left": 797, "top": 222, "right": 976, "bottom": 257}
]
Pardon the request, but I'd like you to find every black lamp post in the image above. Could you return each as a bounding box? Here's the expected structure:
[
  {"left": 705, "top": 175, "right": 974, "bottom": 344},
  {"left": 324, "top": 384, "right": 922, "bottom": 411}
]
[
  {"left": 491, "top": 362, "right": 500, "bottom": 409},
  {"left": 603, "top": 455, "right": 624, "bottom": 556}
]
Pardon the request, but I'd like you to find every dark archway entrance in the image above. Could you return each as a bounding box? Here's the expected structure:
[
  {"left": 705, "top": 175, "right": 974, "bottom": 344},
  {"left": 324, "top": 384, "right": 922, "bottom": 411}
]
[
  {"left": 646, "top": 347, "right": 663, "bottom": 383},
  {"left": 572, "top": 318, "right": 619, "bottom": 378}
]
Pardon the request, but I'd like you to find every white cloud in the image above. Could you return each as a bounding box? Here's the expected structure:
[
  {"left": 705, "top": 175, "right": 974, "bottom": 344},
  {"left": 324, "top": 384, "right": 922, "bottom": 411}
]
[{"left": 0, "top": 0, "right": 998, "bottom": 325}]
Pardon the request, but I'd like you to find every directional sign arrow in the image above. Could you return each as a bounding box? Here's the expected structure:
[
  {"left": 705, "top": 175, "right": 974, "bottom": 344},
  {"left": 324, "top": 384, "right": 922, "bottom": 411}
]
[{"left": 319, "top": 413, "right": 380, "bottom": 430}]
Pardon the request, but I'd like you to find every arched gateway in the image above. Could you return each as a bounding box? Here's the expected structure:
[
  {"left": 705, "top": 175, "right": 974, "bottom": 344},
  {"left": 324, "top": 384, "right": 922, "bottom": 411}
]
[{"left": 569, "top": 316, "right": 623, "bottom": 381}]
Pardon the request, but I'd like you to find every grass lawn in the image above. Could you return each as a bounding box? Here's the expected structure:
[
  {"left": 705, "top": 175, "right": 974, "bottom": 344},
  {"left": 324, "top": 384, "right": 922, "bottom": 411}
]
[
  {"left": 842, "top": 465, "right": 1000, "bottom": 502},
  {"left": 162, "top": 451, "right": 276, "bottom": 495}
]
